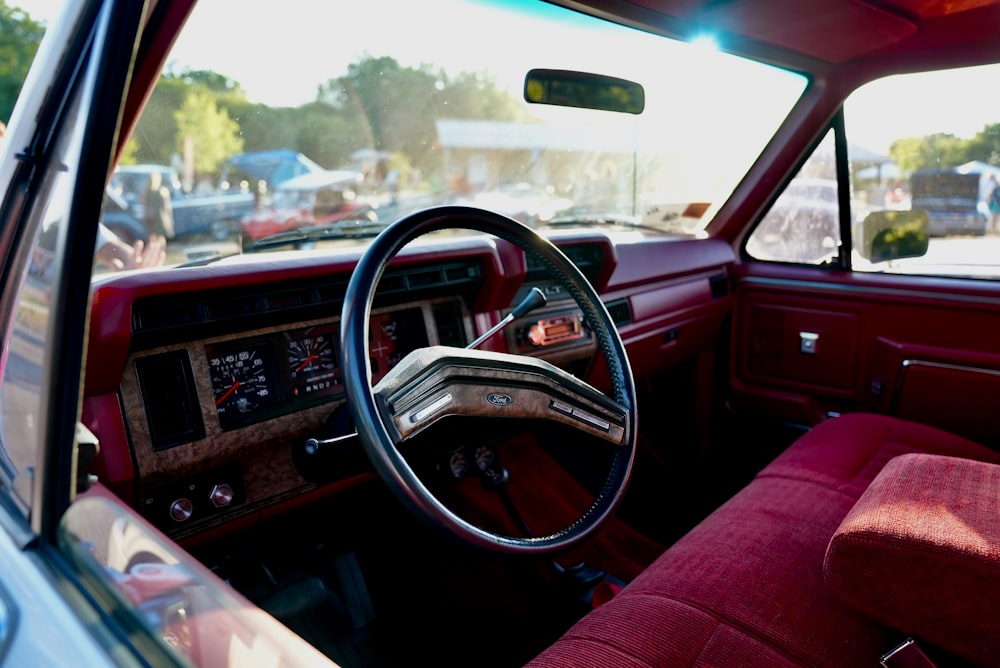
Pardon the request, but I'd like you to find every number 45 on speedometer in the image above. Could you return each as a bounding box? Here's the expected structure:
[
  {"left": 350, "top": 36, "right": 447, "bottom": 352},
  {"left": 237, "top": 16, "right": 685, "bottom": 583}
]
[{"left": 206, "top": 345, "right": 279, "bottom": 423}]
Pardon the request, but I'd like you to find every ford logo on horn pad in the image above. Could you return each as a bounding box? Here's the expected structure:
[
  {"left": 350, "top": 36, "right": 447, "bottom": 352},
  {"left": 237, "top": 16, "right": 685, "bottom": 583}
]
[{"left": 486, "top": 393, "right": 512, "bottom": 406}]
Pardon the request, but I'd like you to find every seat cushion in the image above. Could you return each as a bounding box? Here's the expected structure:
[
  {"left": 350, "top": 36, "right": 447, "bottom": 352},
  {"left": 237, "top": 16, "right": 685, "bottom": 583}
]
[
  {"left": 825, "top": 453, "right": 1000, "bottom": 667},
  {"left": 758, "top": 412, "right": 1000, "bottom": 498},
  {"left": 528, "top": 414, "right": 1000, "bottom": 667}
]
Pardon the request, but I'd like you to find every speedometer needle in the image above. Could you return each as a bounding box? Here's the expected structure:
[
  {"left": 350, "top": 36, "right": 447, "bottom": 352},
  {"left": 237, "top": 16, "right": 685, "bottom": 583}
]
[
  {"left": 216, "top": 381, "right": 241, "bottom": 405},
  {"left": 295, "top": 354, "right": 317, "bottom": 373}
]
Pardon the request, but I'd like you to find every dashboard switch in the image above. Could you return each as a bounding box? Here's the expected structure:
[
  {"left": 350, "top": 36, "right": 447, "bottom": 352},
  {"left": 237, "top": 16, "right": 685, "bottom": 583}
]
[
  {"left": 169, "top": 498, "right": 194, "bottom": 522},
  {"left": 208, "top": 483, "right": 235, "bottom": 508}
]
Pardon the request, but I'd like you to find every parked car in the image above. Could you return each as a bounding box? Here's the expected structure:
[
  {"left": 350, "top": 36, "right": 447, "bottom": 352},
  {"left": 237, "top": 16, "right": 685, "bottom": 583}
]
[
  {"left": 910, "top": 166, "right": 993, "bottom": 236},
  {"left": 6, "top": 1, "right": 1000, "bottom": 667},
  {"left": 219, "top": 149, "right": 325, "bottom": 194},
  {"left": 110, "top": 164, "right": 255, "bottom": 241},
  {"left": 239, "top": 170, "right": 378, "bottom": 248}
]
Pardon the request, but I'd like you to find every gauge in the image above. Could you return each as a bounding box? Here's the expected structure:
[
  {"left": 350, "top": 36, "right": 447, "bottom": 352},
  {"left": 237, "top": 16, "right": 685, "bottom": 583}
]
[
  {"left": 474, "top": 444, "right": 496, "bottom": 471},
  {"left": 205, "top": 343, "right": 279, "bottom": 429},
  {"left": 286, "top": 325, "right": 339, "bottom": 398},
  {"left": 369, "top": 307, "right": 429, "bottom": 381},
  {"left": 446, "top": 448, "right": 470, "bottom": 478},
  {"left": 369, "top": 312, "right": 401, "bottom": 380}
]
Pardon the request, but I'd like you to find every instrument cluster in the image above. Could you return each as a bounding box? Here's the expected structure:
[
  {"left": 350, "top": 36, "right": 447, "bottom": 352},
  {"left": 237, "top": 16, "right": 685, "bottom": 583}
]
[{"left": 204, "top": 306, "right": 428, "bottom": 431}]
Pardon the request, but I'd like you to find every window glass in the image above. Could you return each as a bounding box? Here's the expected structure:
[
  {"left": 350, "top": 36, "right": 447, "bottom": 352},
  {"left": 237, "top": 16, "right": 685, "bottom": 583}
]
[
  {"left": 745, "top": 131, "right": 842, "bottom": 264},
  {"left": 0, "top": 122, "right": 87, "bottom": 518},
  {"left": 747, "top": 63, "right": 1000, "bottom": 276},
  {"left": 847, "top": 64, "right": 1000, "bottom": 278},
  {"left": 0, "top": 1, "right": 63, "bottom": 516},
  {"left": 88, "top": 0, "right": 806, "bottom": 273}
]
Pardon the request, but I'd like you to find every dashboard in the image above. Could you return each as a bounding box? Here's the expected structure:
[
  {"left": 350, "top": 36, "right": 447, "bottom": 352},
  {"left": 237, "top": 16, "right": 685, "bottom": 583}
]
[
  {"left": 117, "top": 294, "right": 472, "bottom": 537},
  {"left": 81, "top": 231, "right": 735, "bottom": 542}
]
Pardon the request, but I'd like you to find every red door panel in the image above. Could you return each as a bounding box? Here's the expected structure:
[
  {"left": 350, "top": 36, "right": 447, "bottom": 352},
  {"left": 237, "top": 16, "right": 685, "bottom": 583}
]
[{"left": 731, "top": 264, "right": 1000, "bottom": 448}]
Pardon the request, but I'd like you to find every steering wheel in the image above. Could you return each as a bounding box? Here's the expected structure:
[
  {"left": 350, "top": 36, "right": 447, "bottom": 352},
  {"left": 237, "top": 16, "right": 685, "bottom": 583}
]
[{"left": 341, "top": 206, "right": 637, "bottom": 556}]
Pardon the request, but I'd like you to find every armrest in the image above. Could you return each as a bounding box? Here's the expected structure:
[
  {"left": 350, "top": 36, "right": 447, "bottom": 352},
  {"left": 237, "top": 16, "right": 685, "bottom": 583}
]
[{"left": 824, "top": 453, "right": 1000, "bottom": 667}]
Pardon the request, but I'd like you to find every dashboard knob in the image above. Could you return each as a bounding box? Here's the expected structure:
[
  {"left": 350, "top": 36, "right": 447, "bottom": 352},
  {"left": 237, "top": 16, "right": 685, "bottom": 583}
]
[
  {"left": 209, "top": 483, "right": 235, "bottom": 508},
  {"left": 526, "top": 323, "right": 546, "bottom": 346},
  {"left": 169, "top": 498, "right": 194, "bottom": 522}
]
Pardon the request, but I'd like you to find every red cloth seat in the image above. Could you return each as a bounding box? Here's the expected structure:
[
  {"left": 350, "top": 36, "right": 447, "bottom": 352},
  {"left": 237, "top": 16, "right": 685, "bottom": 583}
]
[
  {"left": 527, "top": 413, "right": 1000, "bottom": 667},
  {"left": 825, "top": 453, "right": 1000, "bottom": 666}
]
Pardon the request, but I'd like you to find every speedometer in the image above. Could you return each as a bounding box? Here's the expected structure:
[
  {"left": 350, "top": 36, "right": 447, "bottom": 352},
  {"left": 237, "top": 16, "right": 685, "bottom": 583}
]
[
  {"left": 285, "top": 325, "right": 339, "bottom": 399},
  {"left": 205, "top": 343, "right": 279, "bottom": 430}
]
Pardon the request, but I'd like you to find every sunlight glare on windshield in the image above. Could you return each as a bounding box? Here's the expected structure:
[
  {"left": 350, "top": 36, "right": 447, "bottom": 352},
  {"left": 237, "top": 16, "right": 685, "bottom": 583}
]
[{"left": 87, "top": 0, "right": 805, "bottom": 271}]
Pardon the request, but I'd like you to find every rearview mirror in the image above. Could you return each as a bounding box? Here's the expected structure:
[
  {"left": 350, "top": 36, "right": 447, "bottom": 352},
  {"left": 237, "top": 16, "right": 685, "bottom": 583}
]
[
  {"left": 524, "top": 69, "right": 645, "bottom": 115},
  {"left": 856, "top": 209, "right": 929, "bottom": 262}
]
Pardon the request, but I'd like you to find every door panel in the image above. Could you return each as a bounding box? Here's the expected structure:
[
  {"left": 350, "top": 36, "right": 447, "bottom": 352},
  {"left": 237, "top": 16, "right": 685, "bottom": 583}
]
[{"left": 731, "top": 264, "right": 1000, "bottom": 449}]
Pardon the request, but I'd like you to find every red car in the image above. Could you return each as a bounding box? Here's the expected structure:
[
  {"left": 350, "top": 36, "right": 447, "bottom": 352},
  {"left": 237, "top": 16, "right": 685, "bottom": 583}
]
[
  {"left": 3, "top": 0, "right": 1000, "bottom": 667},
  {"left": 240, "top": 170, "right": 376, "bottom": 248}
]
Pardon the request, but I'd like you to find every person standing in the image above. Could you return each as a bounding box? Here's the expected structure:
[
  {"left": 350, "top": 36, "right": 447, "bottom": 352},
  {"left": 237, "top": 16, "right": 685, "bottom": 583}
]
[
  {"left": 989, "top": 174, "right": 1000, "bottom": 234},
  {"left": 142, "top": 170, "right": 174, "bottom": 258}
]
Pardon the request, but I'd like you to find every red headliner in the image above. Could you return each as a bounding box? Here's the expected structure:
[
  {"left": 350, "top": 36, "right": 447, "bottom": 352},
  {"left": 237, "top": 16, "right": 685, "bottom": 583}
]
[{"left": 571, "top": 0, "right": 1000, "bottom": 67}]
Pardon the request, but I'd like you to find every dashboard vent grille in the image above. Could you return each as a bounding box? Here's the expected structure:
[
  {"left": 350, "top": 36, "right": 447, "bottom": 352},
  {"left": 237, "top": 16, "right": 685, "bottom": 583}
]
[
  {"left": 709, "top": 273, "right": 729, "bottom": 298},
  {"left": 605, "top": 299, "right": 631, "bottom": 326},
  {"left": 204, "top": 294, "right": 260, "bottom": 320},
  {"left": 525, "top": 244, "right": 603, "bottom": 283},
  {"left": 130, "top": 259, "right": 482, "bottom": 344},
  {"left": 377, "top": 261, "right": 483, "bottom": 295}
]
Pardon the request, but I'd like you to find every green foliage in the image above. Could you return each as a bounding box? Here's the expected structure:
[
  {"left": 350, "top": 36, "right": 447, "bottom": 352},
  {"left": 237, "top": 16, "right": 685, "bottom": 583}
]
[
  {"left": 0, "top": 0, "right": 45, "bottom": 124},
  {"left": 965, "top": 123, "right": 1000, "bottom": 165},
  {"left": 123, "top": 53, "right": 521, "bottom": 187},
  {"left": 175, "top": 89, "right": 244, "bottom": 178},
  {"left": 889, "top": 133, "right": 969, "bottom": 173},
  {"left": 316, "top": 55, "right": 523, "bottom": 178},
  {"left": 887, "top": 127, "right": 1000, "bottom": 175},
  {"left": 128, "top": 77, "right": 188, "bottom": 165}
]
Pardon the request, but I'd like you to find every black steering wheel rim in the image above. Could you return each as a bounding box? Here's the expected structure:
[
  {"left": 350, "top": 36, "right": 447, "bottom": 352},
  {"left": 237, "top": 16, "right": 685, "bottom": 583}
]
[{"left": 341, "top": 205, "right": 637, "bottom": 556}]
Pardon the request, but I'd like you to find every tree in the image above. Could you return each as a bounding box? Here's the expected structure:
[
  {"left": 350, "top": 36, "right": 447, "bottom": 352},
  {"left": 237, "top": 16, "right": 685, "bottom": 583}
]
[
  {"left": 965, "top": 123, "right": 1000, "bottom": 166},
  {"left": 0, "top": 1, "right": 45, "bottom": 124},
  {"left": 126, "top": 76, "right": 188, "bottom": 166},
  {"left": 889, "top": 133, "right": 969, "bottom": 173},
  {"left": 126, "top": 70, "right": 247, "bottom": 179},
  {"left": 317, "top": 55, "right": 523, "bottom": 179},
  {"left": 174, "top": 88, "right": 244, "bottom": 179}
]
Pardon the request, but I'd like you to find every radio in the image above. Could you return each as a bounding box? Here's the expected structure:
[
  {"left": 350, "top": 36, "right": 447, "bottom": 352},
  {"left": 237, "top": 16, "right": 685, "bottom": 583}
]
[{"left": 523, "top": 313, "right": 586, "bottom": 347}]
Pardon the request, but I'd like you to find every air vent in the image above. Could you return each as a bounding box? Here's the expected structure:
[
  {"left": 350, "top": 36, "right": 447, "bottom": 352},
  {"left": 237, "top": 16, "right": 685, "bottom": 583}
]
[
  {"left": 132, "top": 302, "right": 200, "bottom": 331},
  {"left": 130, "top": 259, "right": 483, "bottom": 342},
  {"left": 204, "top": 294, "right": 260, "bottom": 320},
  {"left": 134, "top": 351, "right": 205, "bottom": 450},
  {"left": 263, "top": 287, "right": 314, "bottom": 310},
  {"left": 605, "top": 299, "right": 631, "bottom": 326},
  {"left": 525, "top": 244, "right": 604, "bottom": 283},
  {"left": 709, "top": 273, "right": 729, "bottom": 298},
  {"left": 378, "top": 261, "right": 483, "bottom": 295}
]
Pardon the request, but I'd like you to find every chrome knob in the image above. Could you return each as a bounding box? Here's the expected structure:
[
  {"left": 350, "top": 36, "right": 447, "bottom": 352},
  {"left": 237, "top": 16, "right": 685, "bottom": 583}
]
[
  {"left": 169, "top": 498, "right": 194, "bottom": 522},
  {"left": 208, "top": 483, "right": 234, "bottom": 508}
]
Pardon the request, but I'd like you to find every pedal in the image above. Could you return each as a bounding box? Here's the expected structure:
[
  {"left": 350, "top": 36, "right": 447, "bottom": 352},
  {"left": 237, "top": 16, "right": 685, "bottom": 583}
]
[{"left": 332, "top": 551, "right": 376, "bottom": 630}]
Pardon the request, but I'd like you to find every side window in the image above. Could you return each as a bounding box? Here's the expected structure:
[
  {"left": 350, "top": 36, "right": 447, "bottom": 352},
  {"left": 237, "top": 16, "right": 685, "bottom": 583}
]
[
  {"left": 846, "top": 63, "right": 1000, "bottom": 278},
  {"left": 748, "top": 63, "right": 1000, "bottom": 278},
  {"left": 745, "top": 131, "right": 841, "bottom": 264}
]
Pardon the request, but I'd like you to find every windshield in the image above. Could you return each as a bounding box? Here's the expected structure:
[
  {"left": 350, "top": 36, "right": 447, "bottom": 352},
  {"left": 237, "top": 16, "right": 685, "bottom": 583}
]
[{"left": 86, "top": 0, "right": 805, "bottom": 270}]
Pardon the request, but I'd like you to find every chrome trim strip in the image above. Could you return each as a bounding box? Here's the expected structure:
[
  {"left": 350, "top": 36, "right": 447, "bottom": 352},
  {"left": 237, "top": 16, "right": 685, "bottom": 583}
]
[{"left": 891, "top": 358, "right": 1000, "bottom": 414}]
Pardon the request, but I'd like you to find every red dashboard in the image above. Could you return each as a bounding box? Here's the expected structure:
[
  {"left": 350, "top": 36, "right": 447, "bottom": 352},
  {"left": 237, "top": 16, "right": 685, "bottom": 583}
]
[{"left": 81, "top": 232, "right": 735, "bottom": 543}]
